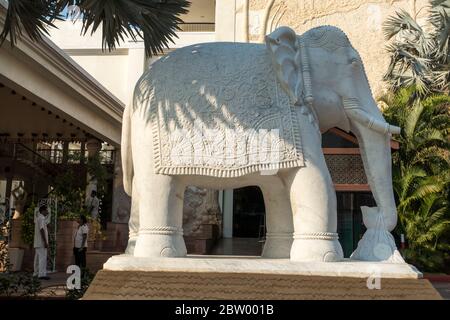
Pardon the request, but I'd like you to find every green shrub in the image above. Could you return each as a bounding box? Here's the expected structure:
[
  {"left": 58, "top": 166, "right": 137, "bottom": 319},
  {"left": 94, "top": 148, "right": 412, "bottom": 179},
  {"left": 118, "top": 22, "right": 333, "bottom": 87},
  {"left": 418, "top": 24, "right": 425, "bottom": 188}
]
[{"left": 21, "top": 203, "right": 36, "bottom": 247}]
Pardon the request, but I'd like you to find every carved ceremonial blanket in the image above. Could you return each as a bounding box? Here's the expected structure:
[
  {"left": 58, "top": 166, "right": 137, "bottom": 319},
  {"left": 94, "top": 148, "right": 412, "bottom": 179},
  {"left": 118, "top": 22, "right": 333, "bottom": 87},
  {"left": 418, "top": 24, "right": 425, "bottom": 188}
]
[{"left": 147, "top": 43, "right": 304, "bottom": 177}]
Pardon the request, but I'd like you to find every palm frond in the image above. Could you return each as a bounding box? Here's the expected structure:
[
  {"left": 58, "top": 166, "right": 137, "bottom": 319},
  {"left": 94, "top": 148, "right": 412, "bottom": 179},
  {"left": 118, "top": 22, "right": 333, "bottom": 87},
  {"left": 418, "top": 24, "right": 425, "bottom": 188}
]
[
  {"left": 0, "top": 0, "right": 191, "bottom": 57},
  {"left": 404, "top": 101, "right": 423, "bottom": 138},
  {"left": 383, "top": 2, "right": 450, "bottom": 94},
  {"left": 410, "top": 179, "right": 444, "bottom": 200},
  {"left": 77, "top": 0, "right": 190, "bottom": 56},
  {"left": 383, "top": 9, "right": 424, "bottom": 40},
  {"left": 0, "top": 0, "right": 62, "bottom": 46}
]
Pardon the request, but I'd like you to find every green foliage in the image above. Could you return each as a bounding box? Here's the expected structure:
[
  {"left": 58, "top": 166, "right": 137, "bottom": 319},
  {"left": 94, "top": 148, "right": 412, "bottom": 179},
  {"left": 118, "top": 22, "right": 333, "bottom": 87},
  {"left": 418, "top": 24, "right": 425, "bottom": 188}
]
[
  {"left": 65, "top": 269, "right": 95, "bottom": 300},
  {"left": 383, "top": 1, "right": 450, "bottom": 95},
  {"left": 381, "top": 88, "right": 450, "bottom": 175},
  {"left": 0, "top": 241, "right": 40, "bottom": 298},
  {"left": 51, "top": 152, "right": 111, "bottom": 219},
  {"left": 21, "top": 203, "right": 36, "bottom": 247},
  {"left": 0, "top": 0, "right": 190, "bottom": 57},
  {"left": 87, "top": 154, "right": 110, "bottom": 200},
  {"left": 0, "top": 272, "right": 41, "bottom": 298},
  {"left": 381, "top": 88, "right": 450, "bottom": 272}
]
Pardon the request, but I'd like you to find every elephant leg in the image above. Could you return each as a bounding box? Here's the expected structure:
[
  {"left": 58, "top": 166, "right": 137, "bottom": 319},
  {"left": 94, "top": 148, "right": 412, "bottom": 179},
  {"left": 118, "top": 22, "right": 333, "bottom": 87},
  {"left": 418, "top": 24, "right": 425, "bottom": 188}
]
[
  {"left": 133, "top": 174, "right": 187, "bottom": 258},
  {"left": 260, "top": 184, "right": 293, "bottom": 258},
  {"left": 284, "top": 124, "right": 343, "bottom": 262},
  {"left": 125, "top": 179, "right": 139, "bottom": 255}
]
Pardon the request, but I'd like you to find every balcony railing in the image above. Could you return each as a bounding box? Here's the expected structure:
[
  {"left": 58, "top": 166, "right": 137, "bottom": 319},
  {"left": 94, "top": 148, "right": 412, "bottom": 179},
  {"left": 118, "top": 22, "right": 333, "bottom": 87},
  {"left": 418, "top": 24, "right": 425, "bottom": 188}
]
[
  {"left": 178, "top": 23, "right": 215, "bottom": 32},
  {"left": 35, "top": 148, "right": 115, "bottom": 165}
]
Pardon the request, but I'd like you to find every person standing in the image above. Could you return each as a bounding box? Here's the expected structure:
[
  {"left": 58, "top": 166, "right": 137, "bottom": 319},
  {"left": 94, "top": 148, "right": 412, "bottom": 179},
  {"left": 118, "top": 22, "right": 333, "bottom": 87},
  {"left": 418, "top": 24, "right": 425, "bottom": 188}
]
[
  {"left": 73, "top": 215, "right": 89, "bottom": 270},
  {"left": 33, "top": 205, "right": 50, "bottom": 280}
]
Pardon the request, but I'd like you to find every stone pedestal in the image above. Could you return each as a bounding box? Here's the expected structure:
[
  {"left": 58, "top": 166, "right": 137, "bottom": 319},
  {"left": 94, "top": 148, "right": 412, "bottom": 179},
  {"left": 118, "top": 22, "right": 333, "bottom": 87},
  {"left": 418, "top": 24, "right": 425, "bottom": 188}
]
[
  {"left": 55, "top": 220, "right": 78, "bottom": 271},
  {"left": 83, "top": 255, "right": 442, "bottom": 300},
  {"left": 184, "top": 224, "right": 220, "bottom": 254},
  {"left": 9, "top": 219, "right": 27, "bottom": 248},
  {"left": 8, "top": 247, "right": 24, "bottom": 271}
]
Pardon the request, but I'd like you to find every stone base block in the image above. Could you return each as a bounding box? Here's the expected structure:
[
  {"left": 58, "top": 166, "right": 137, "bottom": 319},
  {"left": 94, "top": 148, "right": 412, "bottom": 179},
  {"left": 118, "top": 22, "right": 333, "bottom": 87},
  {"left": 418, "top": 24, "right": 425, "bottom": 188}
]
[
  {"left": 82, "top": 255, "right": 442, "bottom": 300},
  {"left": 184, "top": 237, "right": 216, "bottom": 255}
]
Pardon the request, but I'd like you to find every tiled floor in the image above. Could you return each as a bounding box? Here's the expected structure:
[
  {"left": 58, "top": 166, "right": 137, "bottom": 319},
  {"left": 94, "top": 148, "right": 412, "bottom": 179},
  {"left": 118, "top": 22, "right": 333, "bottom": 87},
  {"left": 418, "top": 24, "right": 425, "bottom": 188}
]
[{"left": 210, "top": 237, "right": 264, "bottom": 256}]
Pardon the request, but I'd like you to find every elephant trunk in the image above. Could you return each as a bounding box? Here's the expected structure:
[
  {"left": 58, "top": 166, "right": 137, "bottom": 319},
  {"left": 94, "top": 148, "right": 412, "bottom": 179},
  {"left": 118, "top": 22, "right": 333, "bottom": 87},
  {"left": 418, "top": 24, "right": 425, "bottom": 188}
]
[{"left": 343, "top": 98, "right": 398, "bottom": 231}]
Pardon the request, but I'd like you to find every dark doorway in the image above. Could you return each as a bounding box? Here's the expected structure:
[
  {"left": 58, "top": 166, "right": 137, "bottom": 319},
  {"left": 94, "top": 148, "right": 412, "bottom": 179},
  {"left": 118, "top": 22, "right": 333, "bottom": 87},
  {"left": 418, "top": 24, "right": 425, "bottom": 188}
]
[
  {"left": 336, "top": 192, "right": 375, "bottom": 257},
  {"left": 233, "top": 186, "right": 265, "bottom": 238}
]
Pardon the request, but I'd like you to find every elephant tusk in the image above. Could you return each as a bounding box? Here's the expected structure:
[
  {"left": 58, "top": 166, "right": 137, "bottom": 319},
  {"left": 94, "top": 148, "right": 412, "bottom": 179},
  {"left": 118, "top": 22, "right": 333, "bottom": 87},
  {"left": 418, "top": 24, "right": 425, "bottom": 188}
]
[
  {"left": 343, "top": 99, "right": 401, "bottom": 135},
  {"left": 349, "top": 109, "right": 401, "bottom": 135}
]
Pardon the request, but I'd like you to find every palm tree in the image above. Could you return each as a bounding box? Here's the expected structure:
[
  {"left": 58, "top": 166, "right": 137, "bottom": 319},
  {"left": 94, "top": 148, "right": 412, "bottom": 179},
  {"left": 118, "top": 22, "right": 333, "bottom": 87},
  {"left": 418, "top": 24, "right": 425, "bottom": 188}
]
[
  {"left": 383, "top": 0, "right": 450, "bottom": 95},
  {"left": 381, "top": 88, "right": 450, "bottom": 175},
  {"left": 397, "top": 186, "right": 450, "bottom": 270},
  {"left": 380, "top": 88, "right": 450, "bottom": 271},
  {"left": 0, "top": 0, "right": 190, "bottom": 56}
]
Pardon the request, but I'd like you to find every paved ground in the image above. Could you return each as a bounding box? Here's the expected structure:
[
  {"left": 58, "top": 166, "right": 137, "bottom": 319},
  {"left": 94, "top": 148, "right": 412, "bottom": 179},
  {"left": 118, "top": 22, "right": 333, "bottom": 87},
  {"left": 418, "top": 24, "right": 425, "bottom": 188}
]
[
  {"left": 39, "top": 272, "right": 449, "bottom": 300},
  {"left": 36, "top": 272, "right": 70, "bottom": 299},
  {"left": 430, "top": 282, "right": 450, "bottom": 300},
  {"left": 210, "top": 237, "right": 264, "bottom": 255},
  {"left": 12, "top": 270, "right": 450, "bottom": 300}
]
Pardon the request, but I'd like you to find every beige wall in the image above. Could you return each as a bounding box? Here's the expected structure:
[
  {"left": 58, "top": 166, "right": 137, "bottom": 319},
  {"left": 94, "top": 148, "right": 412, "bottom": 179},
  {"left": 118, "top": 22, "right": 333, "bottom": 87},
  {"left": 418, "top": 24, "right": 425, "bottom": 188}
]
[
  {"left": 181, "top": 0, "right": 216, "bottom": 22},
  {"left": 70, "top": 53, "right": 129, "bottom": 103},
  {"left": 216, "top": 0, "right": 429, "bottom": 97},
  {"left": 49, "top": 20, "right": 215, "bottom": 105}
]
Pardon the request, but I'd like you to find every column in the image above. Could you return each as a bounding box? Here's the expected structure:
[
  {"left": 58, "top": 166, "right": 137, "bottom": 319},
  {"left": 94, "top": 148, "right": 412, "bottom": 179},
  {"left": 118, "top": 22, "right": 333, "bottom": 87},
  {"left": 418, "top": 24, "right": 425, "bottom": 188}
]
[
  {"left": 222, "top": 189, "right": 234, "bottom": 238},
  {"left": 215, "top": 0, "right": 237, "bottom": 41}
]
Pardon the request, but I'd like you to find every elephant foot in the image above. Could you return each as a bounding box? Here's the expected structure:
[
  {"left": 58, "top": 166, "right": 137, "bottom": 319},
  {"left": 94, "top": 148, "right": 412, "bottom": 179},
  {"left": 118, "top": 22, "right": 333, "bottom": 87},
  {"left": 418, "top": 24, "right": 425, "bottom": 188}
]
[
  {"left": 261, "top": 233, "right": 293, "bottom": 258},
  {"left": 133, "top": 228, "right": 187, "bottom": 258},
  {"left": 290, "top": 234, "right": 343, "bottom": 262}
]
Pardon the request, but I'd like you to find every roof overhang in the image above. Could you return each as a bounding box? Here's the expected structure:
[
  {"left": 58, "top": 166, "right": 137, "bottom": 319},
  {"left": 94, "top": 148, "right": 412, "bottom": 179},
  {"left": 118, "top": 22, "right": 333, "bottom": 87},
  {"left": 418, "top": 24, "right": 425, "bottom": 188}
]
[{"left": 0, "top": 1, "right": 124, "bottom": 146}]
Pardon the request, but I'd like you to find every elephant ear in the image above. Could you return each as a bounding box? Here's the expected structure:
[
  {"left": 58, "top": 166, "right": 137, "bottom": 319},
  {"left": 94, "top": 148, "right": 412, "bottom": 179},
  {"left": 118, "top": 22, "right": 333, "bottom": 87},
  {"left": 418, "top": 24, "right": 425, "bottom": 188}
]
[{"left": 265, "top": 27, "right": 302, "bottom": 105}]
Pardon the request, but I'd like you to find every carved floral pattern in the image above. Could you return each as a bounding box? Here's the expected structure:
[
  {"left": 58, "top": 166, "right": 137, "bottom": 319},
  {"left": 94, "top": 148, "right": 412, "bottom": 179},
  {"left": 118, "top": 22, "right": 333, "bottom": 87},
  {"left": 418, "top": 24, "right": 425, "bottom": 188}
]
[{"left": 148, "top": 43, "right": 304, "bottom": 177}]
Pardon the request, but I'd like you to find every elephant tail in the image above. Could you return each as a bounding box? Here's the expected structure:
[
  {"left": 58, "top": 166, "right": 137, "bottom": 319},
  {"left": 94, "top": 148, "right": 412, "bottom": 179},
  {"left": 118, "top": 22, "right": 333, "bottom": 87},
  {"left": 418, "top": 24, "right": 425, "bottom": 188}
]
[{"left": 121, "top": 102, "right": 133, "bottom": 196}]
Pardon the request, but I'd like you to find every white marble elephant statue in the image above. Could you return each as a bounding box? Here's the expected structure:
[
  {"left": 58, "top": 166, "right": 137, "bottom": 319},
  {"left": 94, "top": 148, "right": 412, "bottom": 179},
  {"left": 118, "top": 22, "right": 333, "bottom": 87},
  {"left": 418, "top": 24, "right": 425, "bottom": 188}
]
[{"left": 121, "top": 26, "right": 402, "bottom": 262}]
